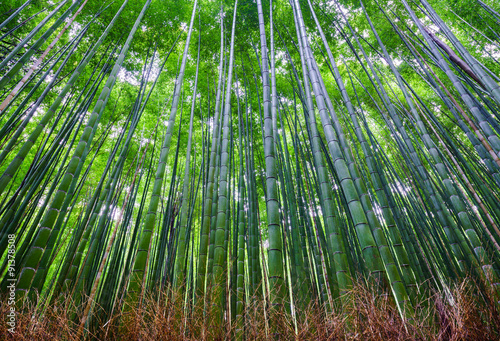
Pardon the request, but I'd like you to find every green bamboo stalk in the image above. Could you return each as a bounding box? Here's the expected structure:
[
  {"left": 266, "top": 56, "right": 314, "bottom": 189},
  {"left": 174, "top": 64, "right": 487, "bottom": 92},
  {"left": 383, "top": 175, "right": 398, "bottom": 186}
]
[
  {"left": 212, "top": 1, "right": 238, "bottom": 323},
  {"left": 196, "top": 6, "right": 225, "bottom": 300},
  {"left": 128, "top": 0, "right": 197, "bottom": 301},
  {"left": 0, "top": 0, "right": 32, "bottom": 32},
  {"left": 0, "top": 0, "right": 69, "bottom": 73},
  {"left": 174, "top": 23, "right": 201, "bottom": 290},
  {"left": 0, "top": 0, "right": 83, "bottom": 90},
  {"left": 256, "top": 0, "right": 286, "bottom": 311},
  {"left": 15, "top": 0, "right": 152, "bottom": 301}
]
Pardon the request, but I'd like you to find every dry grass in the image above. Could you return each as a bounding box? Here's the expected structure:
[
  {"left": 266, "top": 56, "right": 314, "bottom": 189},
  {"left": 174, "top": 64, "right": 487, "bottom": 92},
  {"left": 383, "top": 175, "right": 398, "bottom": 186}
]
[{"left": 1, "top": 278, "right": 498, "bottom": 340}]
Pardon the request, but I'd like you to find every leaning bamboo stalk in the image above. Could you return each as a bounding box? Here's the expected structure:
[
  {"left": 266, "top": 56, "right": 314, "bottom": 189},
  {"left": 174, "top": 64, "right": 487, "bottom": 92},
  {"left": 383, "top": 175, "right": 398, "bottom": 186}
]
[
  {"left": 128, "top": 0, "right": 198, "bottom": 301},
  {"left": 0, "top": 0, "right": 32, "bottom": 32},
  {"left": 72, "top": 47, "right": 158, "bottom": 303},
  {"left": 0, "top": 35, "right": 81, "bottom": 170},
  {"left": 0, "top": 0, "right": 128, "bottom": 194},
  {"left": 420, "top": 24, "right": 484, "bottom": 89},
  {"left": 174, "top": 21, "right": 201, "bottom": 290},
  {"left": 290, "top": 0, "right": 351, "bottom": 305},
  {"left": 0, "top": 0, "right": 88, "bottom": 113},
  {"left": 297, "top": 0, "right": 415, "bottom": 315},
  {"left": 378, "top": 1, "right": 500, "bottom": 267},
  {"left": 309, "top": 0, "right": 418, "bottom": 300},
  {"left": 420, "top": 0, "right": 500, "bottom": 105},
  {"left": 478, "top": 0, "right": 500, "bottom": 23},
  {"left": 386, "top": 1, "right": 500, "bottom": 287},
  {"left": 415, "top": 101, "right": 500, "bottom": 250},
  {"left": 77, "top": 125, "right": 151, "bottom": 339},
  {"left": 0, "top": 0, "right": 68, "bottom": 73},
  {"left": 360, "top": 0, "right": 476, "bottom": 276},
  {"left": 15, "top": 0, "right": 152, "bottom": 301},
  {"left": 399, "top": 1, "right": 500, "bottom": 170},
  {"left": 0, "top": 0, "right": 83, "bottom": 90}
]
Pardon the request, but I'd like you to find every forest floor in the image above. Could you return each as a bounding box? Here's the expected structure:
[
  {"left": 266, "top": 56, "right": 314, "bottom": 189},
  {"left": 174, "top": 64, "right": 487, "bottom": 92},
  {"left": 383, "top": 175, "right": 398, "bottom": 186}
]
[{"left": 1, "top": 278, "right": 499, "bottom": 340}]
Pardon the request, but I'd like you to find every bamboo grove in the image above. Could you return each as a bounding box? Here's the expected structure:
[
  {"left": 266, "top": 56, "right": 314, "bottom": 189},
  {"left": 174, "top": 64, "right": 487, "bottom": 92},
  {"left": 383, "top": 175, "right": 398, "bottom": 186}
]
[{"left": 1, "top": 0, "right": 500, "bottom": 337}]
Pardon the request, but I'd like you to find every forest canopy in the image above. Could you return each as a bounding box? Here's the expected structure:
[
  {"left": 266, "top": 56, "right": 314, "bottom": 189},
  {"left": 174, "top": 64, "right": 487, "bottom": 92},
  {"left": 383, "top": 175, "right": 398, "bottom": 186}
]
[{"left": 1, "top": 0, "right": 500, "bottom": 339}]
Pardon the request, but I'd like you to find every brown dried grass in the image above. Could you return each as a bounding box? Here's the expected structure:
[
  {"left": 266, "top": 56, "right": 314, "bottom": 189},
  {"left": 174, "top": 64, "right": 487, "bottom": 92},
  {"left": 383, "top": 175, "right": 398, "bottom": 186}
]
[{"left": 1, "top": 278, "right": 498, "bottom": 340}]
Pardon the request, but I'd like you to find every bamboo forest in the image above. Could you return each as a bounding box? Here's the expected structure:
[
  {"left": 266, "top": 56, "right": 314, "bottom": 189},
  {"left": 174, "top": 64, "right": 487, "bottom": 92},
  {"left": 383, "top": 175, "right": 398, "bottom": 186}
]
[{"left": 1, "top": 0, "right": 500, "bottom": 339}]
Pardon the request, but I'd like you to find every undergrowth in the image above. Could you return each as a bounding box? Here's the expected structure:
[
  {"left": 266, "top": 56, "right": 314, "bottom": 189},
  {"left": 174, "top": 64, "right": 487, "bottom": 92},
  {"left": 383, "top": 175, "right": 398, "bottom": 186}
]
[{"left": 1, "top": 278, "right": 499, "bottom": 340}]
